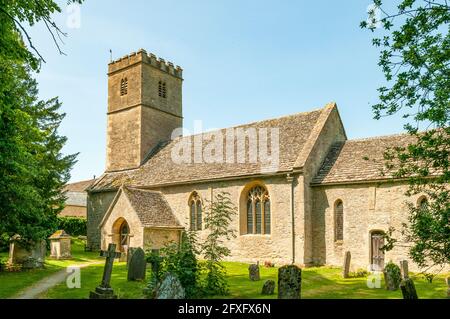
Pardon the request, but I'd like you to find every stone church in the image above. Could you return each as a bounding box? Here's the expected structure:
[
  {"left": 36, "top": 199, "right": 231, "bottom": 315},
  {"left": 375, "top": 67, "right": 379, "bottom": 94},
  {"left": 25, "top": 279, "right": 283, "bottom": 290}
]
[{"left": 87, "top": 49, "right": 426, "bottom": 272}]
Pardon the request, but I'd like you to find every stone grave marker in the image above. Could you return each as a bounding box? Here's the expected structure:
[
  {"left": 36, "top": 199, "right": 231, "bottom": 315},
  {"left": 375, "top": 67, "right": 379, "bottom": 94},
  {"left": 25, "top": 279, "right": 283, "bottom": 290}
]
[
  {"left": 277, "top": 265, "right": 302, "bottom": 299},
  {"left": 342, "top": 251, "right": 351, "bottom": 278},
  {"left": 156, "top": 273, "right": 185, "bottom": 299},
  {"left": 261, "top": 280, "right": 275, "bottom": 295},
  {"left": 127, "top": 247, "right": 146, "bottom": 281},
  {"left": 8, "top": 235, "right": 46, "bottom": 269},
  {"left": 248, "top": 262, "right": 260, "bottom": 281},
  {"left": 89, "top": 243, "right": 121, "bottom": 299},
  {"left": 400, "top": 278, "right": 418, "bottom": 299},
  {"left": 399, "top": 260, "right": 409, "bottom": 279},
  {"left": 49, "top": 230, "right": 72, "bottom": 260},
  {"left": 126, "top": 247, "right": 138, "bottom": 269}
]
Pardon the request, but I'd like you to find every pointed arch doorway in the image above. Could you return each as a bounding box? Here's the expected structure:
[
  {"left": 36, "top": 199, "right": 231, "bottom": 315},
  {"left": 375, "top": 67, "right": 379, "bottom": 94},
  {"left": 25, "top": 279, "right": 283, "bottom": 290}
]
[{"left": 112, "top": 218, "right": 130, "bottom": 253}]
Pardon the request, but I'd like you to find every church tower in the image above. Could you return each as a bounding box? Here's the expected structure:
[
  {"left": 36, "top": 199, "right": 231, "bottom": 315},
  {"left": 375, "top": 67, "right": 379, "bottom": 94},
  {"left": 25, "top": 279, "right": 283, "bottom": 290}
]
[{"left": 106, "top": 49, "right": 183, "bottom": 171}]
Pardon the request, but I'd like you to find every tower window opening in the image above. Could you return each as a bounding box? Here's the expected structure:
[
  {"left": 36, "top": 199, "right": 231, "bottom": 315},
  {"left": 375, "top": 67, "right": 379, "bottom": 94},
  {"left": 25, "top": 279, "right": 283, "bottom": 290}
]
[
  {"left": 158, "top": 81, "right": 167, "bottom": 98},
  {"left": 120, "top": 78, "right": 128, "bottom": 96}
]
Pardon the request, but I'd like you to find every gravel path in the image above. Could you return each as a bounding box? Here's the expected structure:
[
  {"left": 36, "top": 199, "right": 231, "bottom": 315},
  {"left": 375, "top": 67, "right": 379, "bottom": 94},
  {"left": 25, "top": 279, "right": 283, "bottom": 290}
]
[{"left": 12, "top": 261, "right": 102, "bottom": 299}]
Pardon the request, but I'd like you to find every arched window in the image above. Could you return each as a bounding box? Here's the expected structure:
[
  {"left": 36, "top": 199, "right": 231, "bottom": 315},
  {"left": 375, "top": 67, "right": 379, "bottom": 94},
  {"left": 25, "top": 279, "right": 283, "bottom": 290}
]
[
  {"left": 189, "top": 192, "right": 202, "bottom": 231},
  {"left": 418, "top": 196, "right": 428, "bottom": 210},
  {"left": 334, "top": 200, "right": 344, "bottom": 241},
  {"left": 120, "top": 78, "right": 128, "bottom": 96},
  {"left": 246, "top": 185, "right": 270, "bottom": 234},
  {"left": 158, "top": 81, "right": 167, "bottom": 98}
]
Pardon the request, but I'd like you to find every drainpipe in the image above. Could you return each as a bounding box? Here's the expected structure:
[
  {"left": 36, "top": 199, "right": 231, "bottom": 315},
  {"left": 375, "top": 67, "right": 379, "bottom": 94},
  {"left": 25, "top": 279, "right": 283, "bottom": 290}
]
[{"left": 287, "top": 173, "right": 295, "bottom": 264}]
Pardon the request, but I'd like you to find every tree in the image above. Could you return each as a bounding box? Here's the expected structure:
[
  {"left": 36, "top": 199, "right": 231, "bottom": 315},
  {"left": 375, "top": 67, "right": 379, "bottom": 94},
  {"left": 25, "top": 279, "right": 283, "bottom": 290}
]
[
  {"left": 361, "top": 0, "right": 449, "bottom": 270},
  {"left": 0, "top": 1, "right": 81, "bottom": 245},
  {"left": 201, "top": 191, "right": 237, "bottom": 296}
]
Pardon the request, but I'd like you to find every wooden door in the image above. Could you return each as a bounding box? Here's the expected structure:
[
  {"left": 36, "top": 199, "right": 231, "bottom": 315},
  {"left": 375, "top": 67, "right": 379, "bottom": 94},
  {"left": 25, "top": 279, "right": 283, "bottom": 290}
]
[{"left": 371, "top": 232, "right": 385, "bottom": 270}]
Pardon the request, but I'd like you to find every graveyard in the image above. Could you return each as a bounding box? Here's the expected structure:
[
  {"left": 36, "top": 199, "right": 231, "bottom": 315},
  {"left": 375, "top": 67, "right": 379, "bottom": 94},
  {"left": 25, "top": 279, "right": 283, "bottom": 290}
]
[{"left": 0, "top": 237, "right": 449, "bottom": 299}]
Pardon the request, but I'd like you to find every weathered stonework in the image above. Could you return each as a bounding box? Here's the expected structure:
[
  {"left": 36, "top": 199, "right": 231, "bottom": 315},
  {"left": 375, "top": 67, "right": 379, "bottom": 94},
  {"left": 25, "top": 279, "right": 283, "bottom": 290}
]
[{"left": 86, "top": 49, "right": 449, "bottom": 274}]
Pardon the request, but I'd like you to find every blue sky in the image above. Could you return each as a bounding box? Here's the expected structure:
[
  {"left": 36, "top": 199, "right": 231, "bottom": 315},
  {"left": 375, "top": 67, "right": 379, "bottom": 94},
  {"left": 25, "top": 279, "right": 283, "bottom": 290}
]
[{"left": 29, "top": 0, "right": 407, "bottom": 182}]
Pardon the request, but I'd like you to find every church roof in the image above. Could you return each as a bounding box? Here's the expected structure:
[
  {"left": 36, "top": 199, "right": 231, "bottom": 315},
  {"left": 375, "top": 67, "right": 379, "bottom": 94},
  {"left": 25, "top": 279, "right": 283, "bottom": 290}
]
[
  {"left": 312, "top": 133, "right": 418, "bottom": 185},
  {"left": 90, "top": 104, "right": 331, "bottom": 191},
  {"left": 122, "top": 187, "right": 182, "bottom": 228},
  {"left": 63, "top": 179, "right": 96, "bottom": 193}
]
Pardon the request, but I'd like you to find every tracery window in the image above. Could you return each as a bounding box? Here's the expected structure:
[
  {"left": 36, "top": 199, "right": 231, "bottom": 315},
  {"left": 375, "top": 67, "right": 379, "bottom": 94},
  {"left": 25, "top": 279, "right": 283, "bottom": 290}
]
[{"left": 246, "top": 185, "right": 270, "bottom": 234}]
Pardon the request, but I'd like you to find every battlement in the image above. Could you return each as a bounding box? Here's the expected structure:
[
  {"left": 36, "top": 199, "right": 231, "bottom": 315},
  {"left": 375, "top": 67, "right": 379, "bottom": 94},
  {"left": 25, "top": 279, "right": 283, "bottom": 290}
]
[{"left": 108, "top": 49, "right": 183, "bottom": 79}]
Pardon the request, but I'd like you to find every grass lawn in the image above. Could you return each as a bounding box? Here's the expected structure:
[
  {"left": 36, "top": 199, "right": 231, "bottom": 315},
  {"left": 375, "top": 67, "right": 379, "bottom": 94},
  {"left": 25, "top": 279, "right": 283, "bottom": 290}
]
[
  {"left": 0, "top": 238, "right": 101, "bottom": 299},
  {"left": 42, "top": 260, "right": 449, "bottom": 299}
]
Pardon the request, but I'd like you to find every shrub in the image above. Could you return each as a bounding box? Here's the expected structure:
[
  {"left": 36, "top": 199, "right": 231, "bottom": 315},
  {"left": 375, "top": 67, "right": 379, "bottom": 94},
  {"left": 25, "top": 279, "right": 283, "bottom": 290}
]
[
  {"left": 56, "top": 217, "right": 86, "bottom": 236},
  {"left": 145, "top": 231, "right": 200, "bottom": 298},
  {"left": 0, "top": 257, "right": 6, "bottom": 272},
  {"left": 349, "top": 269, "right": 369, "bottom": 278},
  {"left": 200, "top": 191, "right": 237, "bottom": 296}
]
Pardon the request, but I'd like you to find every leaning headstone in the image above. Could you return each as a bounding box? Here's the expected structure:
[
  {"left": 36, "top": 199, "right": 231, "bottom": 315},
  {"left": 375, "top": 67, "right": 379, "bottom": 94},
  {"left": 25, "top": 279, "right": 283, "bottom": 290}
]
[
  {"left": 49, "top": 230, "right": 72, "bottom": 260},
  {"left": 342, "top": 251, "right": 351, "bottom": 278},
  {"left": 156, "top": 273, "right": 185, "bottom": 299},
  {"left": 261, "top": 280, "right": 275, "bottom": 295},
  {"left": 248, "top": 262, "right": 260, "bottom": 281},
  {"left": 89, "top": 243, "right": 121, "bottom": 299},
  {"left": 445, "top": 277, "right": 450, "bottom": 299},
  {"left": 399, "top": 260, "right": 409, "bottom": 279},
  {"left": 400, "top": 278, "right": 418, "bottom": 299},
  {"left": 127, "top": 247, "right": 146, "bottom": 281},
  {"left": 277, "top": 265, "right": 302, "bottom": 299},
  {"left": 8, "top": 235, "right": 46, "bottom": 269}
]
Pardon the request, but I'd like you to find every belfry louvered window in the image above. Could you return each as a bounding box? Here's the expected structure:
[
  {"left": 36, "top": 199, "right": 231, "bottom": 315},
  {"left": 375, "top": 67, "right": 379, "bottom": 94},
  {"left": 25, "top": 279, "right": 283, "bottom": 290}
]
[
  {"left": 246, "top": 186, "right": 270, "bottom": 234},
  {"left": 158, "top": 81, "right": 167, "bottom": 98},
  {"left": 189, "top": 192, "right": 202, "bottom": 231},
  {"left": 334, "top": 200, "right": 344, "bottom": 241},
  {"left": 120, "top": 78, "right": 128, "bottom": 96}
]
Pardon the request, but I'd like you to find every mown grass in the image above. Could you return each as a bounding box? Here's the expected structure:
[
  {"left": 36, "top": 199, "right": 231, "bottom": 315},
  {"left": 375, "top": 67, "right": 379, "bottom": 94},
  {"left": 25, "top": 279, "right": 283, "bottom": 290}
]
[
  {"left": 2, "top": 240, "right": 448, "bottom": 299},
  {"left": 0, "top": 238, "right": 100, "bottom": 299},
  {"left": 43, "top": 260, "right": 449, "bottom": 299}
]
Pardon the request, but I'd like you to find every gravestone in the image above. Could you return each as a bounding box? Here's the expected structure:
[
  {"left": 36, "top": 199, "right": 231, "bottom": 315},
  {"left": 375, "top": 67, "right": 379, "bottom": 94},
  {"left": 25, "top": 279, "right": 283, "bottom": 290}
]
[
  {"left": 49, "top": 230, "right": 72, "bottom": 260},
  {"left": 127, "top": 247, "right": 146, "bottom": 281},
  {"left": 383, "top": 265, "right": 401, "bottom": 291},
  {"left": 399, "top": 260, "right": 409, "bottom": 279},
  {"left": 126, "top": 247, "right": 138, "bottom": 269},
  {"left": 261, "top": 280, "right": 275, "bottom": 295},
  {"left": 342, "top": 251, "right": 351, "bottom": 278},
  {"left": 156, "top": 273, "right": 185, "bottom": 299},
  {"left": 89, "top": 243, "right": 121, "bottom": 299},
  {"left": 8, "top": 235, "right": 46, "bottom": 269},
  {"left": 446, "top": 277, "right": 450, "bottom": 299},
  {"left": 248, "top": 262, "right": 260, "bottom": 281},
  {"left": 277, "top": 265, "right": 302, "bottom": 299},
  {"left": 400, "top": 278, "right": 418, "bottom": 299}
]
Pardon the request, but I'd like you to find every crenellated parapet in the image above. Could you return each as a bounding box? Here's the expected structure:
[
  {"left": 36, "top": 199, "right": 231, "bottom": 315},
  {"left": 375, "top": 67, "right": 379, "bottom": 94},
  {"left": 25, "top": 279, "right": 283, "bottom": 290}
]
[{"left": 108, "top": 49, "right": 183, "bottom": 79}]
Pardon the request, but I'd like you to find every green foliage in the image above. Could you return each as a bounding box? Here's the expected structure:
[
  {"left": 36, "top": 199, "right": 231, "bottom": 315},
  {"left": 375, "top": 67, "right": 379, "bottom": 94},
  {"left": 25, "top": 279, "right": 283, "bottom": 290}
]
[
  {"left": 56, "top": 217, "right": 86, "bottom": 237},
  {"left": 0, "top": 1, "right": 79, "bottom": 246},
  {"left": 145, "top": 231, "right": 200, "bottom": 298},
  {"left": 384, "top": 261, "right": 402, "bottom": 288},
  {"left": 349, "top": 269, "right": 369, "bottom": 278},
  {"left": 200, "top": 191, "right": 237, "bottom": 296},
  {"left": 362, "top": 0, "right": 450, "bottom": 269}
]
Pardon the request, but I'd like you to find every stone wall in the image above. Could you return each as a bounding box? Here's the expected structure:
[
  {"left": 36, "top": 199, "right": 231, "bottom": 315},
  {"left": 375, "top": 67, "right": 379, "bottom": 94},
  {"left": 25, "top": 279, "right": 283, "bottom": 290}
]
[
  {"left": 100, "top": 191, "right": 144, "bottom": 251},
  {"left": 159, "top": 175, "right": 295, "bottom": 265},
  {"left": 59, "top": 205, "right": 86, "bottom": 218},
  {"left": 143, "top": 228, "right": 181, "bottom": 250},
  {"left": 312, "top": 181, "right": 428, "bottom": 272},
  {"left": 87, "top": 190, "right": 117, "bottom": 250}
]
